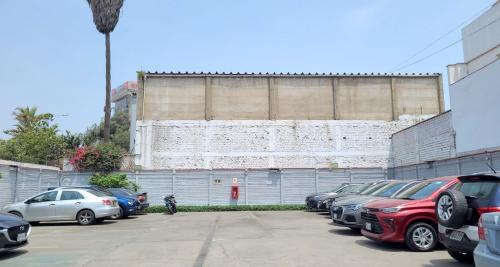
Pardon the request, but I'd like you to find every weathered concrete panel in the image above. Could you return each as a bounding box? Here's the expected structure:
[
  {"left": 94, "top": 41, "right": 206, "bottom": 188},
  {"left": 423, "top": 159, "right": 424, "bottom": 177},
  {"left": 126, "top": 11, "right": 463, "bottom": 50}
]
[
  {"left": 142, "top": 77, "right": 205, "bottom": 120},
  {"left": 335, "top": 77, "right": 392, "bottom": 120},
  {"left": 210, "top": 77, "right": 269, "bottom": 119},
  {"left": 275, "top": 78, "right": 333, "bottom": 119},
  {"left": 394, "top": 77, "right": 440, "bottom": 118}
]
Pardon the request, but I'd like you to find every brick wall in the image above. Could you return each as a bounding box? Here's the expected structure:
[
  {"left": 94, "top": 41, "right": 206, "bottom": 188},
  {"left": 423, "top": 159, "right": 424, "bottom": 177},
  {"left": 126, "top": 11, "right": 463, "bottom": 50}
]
[
  {"left": 390, "top": 111, "right": 456, "bottom": 167},
  {"left": 135, "top": 120, "right": 415, "bottom": 170}
]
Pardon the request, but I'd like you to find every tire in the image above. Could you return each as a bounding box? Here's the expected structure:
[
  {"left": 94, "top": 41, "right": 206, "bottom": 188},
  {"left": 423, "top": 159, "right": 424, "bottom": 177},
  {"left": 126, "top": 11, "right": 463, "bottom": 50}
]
[
  {"left": 166, "top": 203, "right": 174, "bottom": 215},
  {"left": 9, "top": 211, "right": 23, "bottom": 219},
  {"left": 111, "top": 206, "right": 124, "bottom": 220},
  {"left": 447, "top": 249, "right": 474, "bottom": 264},
  {"left": 436, "top": 190, "right": 468, "bottom": 228},
  {"left": 29, "top": 221, "right": 40, "bottom": 226},
  {"left": 405, "top": 222, "right": 438, "bottom": 252},
  {"left": 77, "top": 210, "right": 95, "bottom": 225},
  {"left": 349, "top": 227, "right": 362, "bottom": 233}
]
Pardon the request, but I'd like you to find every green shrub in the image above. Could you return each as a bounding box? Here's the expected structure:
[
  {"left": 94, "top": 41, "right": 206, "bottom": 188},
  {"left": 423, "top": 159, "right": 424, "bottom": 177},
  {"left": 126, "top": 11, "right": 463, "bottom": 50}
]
[
  {"left": 89, "top": 173, "right": 138, "bottom": 191},
  {"left": 144, "top": 204, "right": 306, "bottom": 213}
]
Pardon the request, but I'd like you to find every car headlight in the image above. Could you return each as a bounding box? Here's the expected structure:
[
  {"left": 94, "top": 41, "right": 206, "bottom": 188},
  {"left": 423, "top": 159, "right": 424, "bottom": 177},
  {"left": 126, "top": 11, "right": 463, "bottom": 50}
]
[
  {"left": 345, "top": 204, "right": 362, "bottom": 211},
  {"left": 380, "top": 207, "right": 400, "bottom": 213}
]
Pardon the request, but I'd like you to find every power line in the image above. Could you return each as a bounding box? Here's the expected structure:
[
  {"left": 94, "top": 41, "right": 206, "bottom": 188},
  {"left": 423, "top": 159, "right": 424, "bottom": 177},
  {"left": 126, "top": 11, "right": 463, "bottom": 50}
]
[
  {"left": 390, "top": 4, "right": 493, "bottom": 72},
  {"left": 392, "top": 14, "right": 500, "bottom": 72}
]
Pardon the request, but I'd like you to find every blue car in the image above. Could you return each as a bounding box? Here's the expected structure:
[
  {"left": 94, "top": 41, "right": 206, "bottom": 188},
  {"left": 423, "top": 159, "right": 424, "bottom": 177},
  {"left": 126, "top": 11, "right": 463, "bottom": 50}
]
[{"left": 48, "top": 186, "right": 138, "bottom": 219}]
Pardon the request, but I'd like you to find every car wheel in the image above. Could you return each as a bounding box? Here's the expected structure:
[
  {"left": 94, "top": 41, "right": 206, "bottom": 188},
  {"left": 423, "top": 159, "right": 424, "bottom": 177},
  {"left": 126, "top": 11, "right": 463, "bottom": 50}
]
[
  {"left": 436, "top": 190, "right": 468, "bottom": 228},
  {"left": 349, "top": 227, "right": 362, "bottom": 233},
  {"left": 77, "top": 210, "right": 95, "bottom": 225},
  {"left": 9, "top": 211, "right": 23, "bottom": 218},
  {"left": 29, "top": 221, "right": 40, "bottom": 226},
  {"left": 447, "top": 249, "right": 474, "bottom": 263},
  {"left": 405, "top": 222, "right": 438, "bottom": 252},
  {"left": 111, "top": 206, "right": 124, "bottom": 220}
]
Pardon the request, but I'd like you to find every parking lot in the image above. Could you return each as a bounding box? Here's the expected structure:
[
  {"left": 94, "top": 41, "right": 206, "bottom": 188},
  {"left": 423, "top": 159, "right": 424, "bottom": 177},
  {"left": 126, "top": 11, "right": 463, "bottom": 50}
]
[{"left": 1, "top": 211, "right": 472, "bottom": 267}]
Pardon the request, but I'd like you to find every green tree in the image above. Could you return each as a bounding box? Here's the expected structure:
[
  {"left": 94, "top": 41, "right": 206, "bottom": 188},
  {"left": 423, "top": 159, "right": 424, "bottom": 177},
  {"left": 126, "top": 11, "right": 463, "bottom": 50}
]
[
  {"left": 86, "top": 0, "right": 124, "bottom": 143},
  {"left": 0, "top": 126, "right": 64, "bottom": 166},
  {"left": 4, "top": 106, "right": 54, "bottom": 136},
  {"left": 82, "top": 111, "right": 130, "bottom": 150}
]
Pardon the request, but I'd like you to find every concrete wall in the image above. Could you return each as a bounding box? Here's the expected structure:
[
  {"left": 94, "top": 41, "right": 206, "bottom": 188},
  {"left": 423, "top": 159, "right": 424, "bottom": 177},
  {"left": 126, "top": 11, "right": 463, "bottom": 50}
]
[
  {"left": 134, "top": 120, "right": 414, "bottom": 170},
  {"left": 462, "top": 1, "right": 500, "bottom": 73},
  {"left": 137, "top": 73, "right": 443, "bottom": 121},
  {"left": 450, "top": 59, "right": 500, "bottom": 155},
  {"left": 390, "top": 111, "right": 456, "bottom": 167}
]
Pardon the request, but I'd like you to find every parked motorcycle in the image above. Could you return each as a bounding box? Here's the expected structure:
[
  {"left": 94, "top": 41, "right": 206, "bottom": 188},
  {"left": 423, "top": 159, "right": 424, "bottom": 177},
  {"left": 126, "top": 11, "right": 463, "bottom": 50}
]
[{"left": 163, "top": 194, "right": 177, "bottom": 215}]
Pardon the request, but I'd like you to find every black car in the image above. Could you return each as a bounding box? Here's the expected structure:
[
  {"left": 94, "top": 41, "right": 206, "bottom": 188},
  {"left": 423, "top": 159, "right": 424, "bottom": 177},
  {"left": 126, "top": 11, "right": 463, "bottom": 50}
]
[
  {"left": 436, "top": 173, "right": 500, "bottom": 263},
  {"left": 0, "top": 213, "right": 31, "bottom": 252}
]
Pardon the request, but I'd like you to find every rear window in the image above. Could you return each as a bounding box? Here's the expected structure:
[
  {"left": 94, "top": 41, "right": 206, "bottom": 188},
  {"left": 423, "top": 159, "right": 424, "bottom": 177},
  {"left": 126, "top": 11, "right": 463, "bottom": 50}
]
[
  {"left": 394, "top": 180, "right": 446, "bottom": 200},
  {"left": 85, "top": 189, "right": 107, "bottom": 197},
  {"left": 456, "top": 181, "right": 498, "bottom": 199},
  {"left": 371, "top": 183, "right": 407, "bottom": 197}
]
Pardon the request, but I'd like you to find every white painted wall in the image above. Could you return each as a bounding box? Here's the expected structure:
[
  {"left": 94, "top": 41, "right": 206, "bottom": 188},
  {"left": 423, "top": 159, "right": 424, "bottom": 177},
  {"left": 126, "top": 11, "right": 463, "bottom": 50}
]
[
  {"left": 450, "top": 59, "right": 500, "bottom": 155},
  {"left": 134, "top": 120, "right": 416, "bottom": 170},
  {"left": 390, "top": 111, "right": 456, "bottom": 167}
]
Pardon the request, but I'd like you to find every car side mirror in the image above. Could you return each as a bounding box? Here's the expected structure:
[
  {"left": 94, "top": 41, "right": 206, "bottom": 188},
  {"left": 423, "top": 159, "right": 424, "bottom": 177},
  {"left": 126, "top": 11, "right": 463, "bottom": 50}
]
[{"left": 25, "top": 199, "right": 32, "bottom": 204}]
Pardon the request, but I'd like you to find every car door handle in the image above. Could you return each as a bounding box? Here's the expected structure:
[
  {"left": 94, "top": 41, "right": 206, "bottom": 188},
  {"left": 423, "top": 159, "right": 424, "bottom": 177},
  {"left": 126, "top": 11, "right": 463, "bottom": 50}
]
[
  {"left": 75, "top": 202, "right": 81, "bottom": 204},
  {"left": 49, "top": 204, "right": 55, "bottom": 206}
]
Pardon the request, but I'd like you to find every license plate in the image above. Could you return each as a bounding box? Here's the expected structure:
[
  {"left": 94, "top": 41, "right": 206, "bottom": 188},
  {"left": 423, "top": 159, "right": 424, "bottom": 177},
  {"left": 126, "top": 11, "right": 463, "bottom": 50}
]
[
  {"left": 365, "top": 222, "right": 372, "bottom": 231},
  {"left": 449, "top": 231, "right": 464, "bottom": 241},
  {"left": 17, "top": 233, "right": 27, "bottom": 242}
]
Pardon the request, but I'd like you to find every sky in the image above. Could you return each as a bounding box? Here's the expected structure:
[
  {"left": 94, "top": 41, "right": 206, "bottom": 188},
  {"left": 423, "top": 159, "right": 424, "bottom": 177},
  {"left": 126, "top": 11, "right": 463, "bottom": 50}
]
[{"left": 0, "top": 0, "right": 496, "bottom": 138}]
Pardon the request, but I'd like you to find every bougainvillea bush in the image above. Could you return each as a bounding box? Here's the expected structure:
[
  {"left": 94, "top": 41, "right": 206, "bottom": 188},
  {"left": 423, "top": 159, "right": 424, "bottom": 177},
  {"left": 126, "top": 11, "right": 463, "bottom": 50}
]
[{"left": 69, "top": 143, "right": 123, "bottom": 173}]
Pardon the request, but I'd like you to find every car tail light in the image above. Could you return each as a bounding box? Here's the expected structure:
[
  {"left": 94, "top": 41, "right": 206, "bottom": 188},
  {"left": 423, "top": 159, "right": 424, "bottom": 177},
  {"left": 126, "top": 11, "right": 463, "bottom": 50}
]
[
  {"left": 102, "top": 198, "right": 113, "bottom": 206},
  {"left": 478, "top": 215, "right": 486, "bottom": 240},
  {"left": 477, "top": 207, "right": 500, "bottom": 215}
]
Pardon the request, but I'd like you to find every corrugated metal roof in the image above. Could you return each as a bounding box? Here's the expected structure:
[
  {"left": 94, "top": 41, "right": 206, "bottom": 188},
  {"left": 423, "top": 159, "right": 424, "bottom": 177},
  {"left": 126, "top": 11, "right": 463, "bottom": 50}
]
[{"left": 141, "top": 71, "right": 441, "bottom": 78}]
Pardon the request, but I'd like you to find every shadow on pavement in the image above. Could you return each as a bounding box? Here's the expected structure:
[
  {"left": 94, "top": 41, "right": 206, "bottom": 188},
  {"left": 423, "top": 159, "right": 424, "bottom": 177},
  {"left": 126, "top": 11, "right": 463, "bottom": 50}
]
[
  {"left": 354, "top": 239, "right": 410, "bottom": 252},
  {"left": 0, "top": 249, "right": 28, "bottom": 261},
  {"left": 33, "top": 220, "right": 118, "bottom": 227},
  {"left": 329, "top": 228, "right": 361, "bottom": 236},
  {"left": 421, "top": 259, "right": 473, "bottom": 267}
]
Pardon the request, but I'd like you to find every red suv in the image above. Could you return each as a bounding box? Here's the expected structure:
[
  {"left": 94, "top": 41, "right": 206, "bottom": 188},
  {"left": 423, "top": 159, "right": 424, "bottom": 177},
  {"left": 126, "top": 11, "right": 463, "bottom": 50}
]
[{"left": 360, "top": 177, "right": 458, "bottom": 252}]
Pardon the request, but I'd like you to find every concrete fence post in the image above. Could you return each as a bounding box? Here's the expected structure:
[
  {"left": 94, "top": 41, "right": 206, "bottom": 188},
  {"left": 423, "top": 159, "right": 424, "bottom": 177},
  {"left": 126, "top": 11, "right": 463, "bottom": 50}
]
[
  {"left": 314, "top": 168, "right": 319, "bottom": 193},
  {"left": 383, "top": 168, "right": 388, "bottom": 181},
  {"left": 135, "top": 171, "right": 139, "bottom": 187},
  {"left": 279, "top": 169, "right": 283, "bottom": 205},
  {"left": 172, "top": 169, "right": 176, "bottom": 195},
  {"left": 457, "top": 159, "right": 461, "bottom": 175},
  {"left": 208, "top": 170, "right": 213, "bottom": 206},
  {"left": 415, "top": 165, "right": 420, "bottom": 180},
  {"left": 349, "top": 169, "right": 352, "bottom": 184},
  {"left": 244, "top": 169, "right": 248, "bottom": 205},
  {"left": 38, "top": 169, "right": 42, "bottom": 193}
]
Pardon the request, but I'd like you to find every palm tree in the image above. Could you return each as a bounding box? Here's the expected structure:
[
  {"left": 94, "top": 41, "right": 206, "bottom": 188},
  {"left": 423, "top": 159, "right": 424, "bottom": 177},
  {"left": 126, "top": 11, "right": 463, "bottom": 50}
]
[
  {"left": 86, "top": 0, "right": 124, "bottom": 142},
  {"left": 4, "top": 106, "right": 54, "bottom": 136}
]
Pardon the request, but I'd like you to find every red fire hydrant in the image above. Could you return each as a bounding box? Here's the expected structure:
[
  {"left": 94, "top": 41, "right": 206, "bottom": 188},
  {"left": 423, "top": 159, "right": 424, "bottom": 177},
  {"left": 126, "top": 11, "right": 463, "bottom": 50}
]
[{"left": 231, "top": 177, "right": 239, "bottom": 199}]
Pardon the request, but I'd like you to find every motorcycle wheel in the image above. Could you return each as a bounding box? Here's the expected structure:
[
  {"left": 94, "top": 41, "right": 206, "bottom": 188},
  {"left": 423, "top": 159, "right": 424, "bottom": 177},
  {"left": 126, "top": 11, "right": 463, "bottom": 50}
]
[{"left": 166, "top": 203, "right": 175, "bottom": 215}]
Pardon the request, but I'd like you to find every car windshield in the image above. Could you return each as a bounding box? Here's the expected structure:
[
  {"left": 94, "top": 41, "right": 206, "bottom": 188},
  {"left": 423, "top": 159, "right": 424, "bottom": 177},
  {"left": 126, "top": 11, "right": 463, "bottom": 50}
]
[
  {"left": 110, "top": 188, "right": 135, "bottom": 197},
  {"left": 394, "top": 180, "right": 446, "bottom": 200},
  {"left": 359, "top": 183, "right": 387, "bottom": 195},
  {"left": 371, "top": 182, "right": 407, "bottom": 197},
  {"left": 85, "top": 189, "right": 108, "bottom": 197}
]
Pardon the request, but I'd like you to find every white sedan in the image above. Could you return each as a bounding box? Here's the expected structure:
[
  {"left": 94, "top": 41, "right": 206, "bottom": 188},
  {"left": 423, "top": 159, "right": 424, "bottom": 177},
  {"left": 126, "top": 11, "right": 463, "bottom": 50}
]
[{"left": 2, "top": 188, "right": 120, "bottom": 225}]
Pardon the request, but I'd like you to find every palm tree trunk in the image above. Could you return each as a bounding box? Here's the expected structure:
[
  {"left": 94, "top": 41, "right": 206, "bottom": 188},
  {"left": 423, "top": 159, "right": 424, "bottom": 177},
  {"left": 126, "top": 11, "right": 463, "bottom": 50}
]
[{"left": 103, "top": 32, "right": 111, "bottom": 142}]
